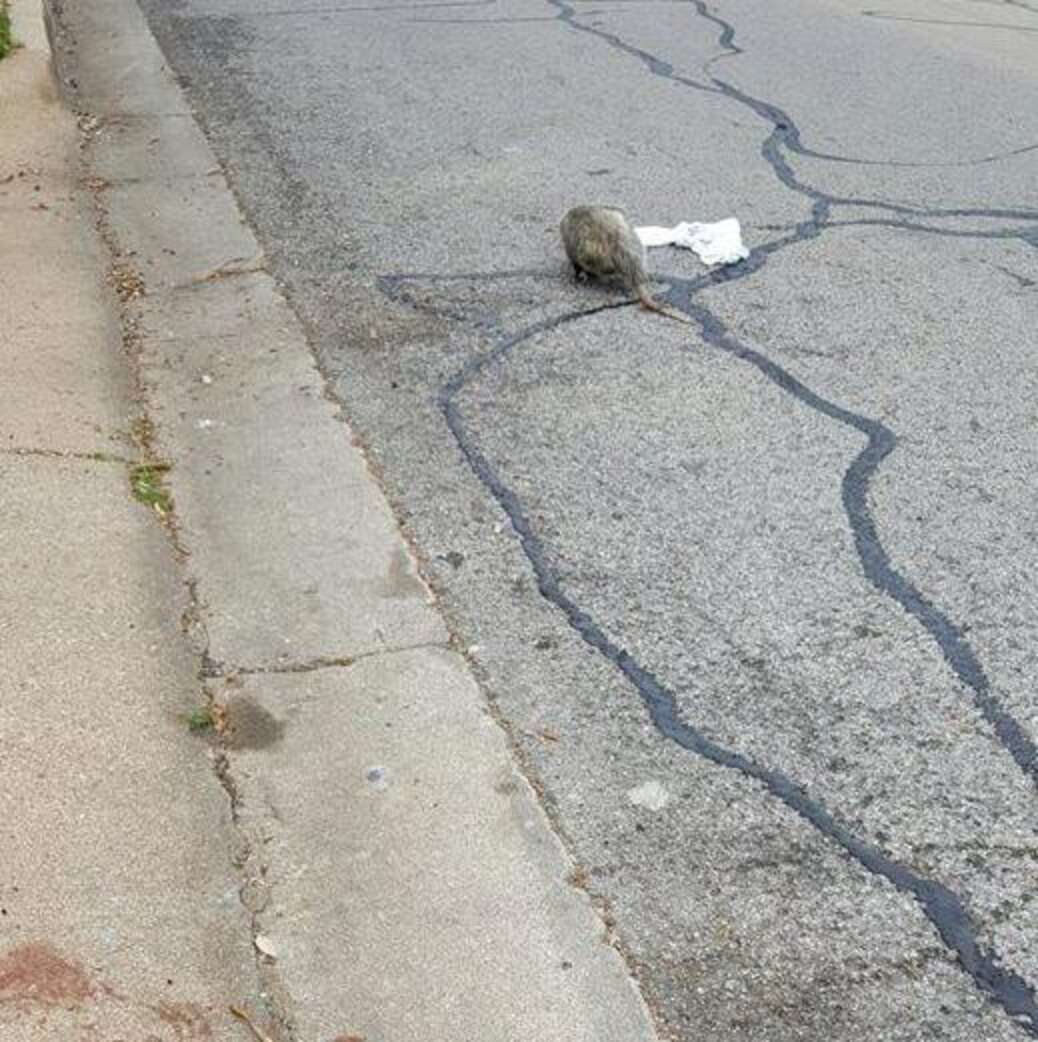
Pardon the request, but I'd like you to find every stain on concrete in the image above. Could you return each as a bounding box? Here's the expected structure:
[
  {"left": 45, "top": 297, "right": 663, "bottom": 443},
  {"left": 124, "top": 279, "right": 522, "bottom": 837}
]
[
  {"left": 382, "top": 546, "right": 426, "bottom": 600},
  {"left": 0, "top": 946, "right": 221, "bottom": 1039},
  {"left": 224, "top": 696, "right": 285, "bottom": 751},
  {"left": 153, "top": 999, "right": 213, "bottom": 1039},
  {"left": 0, "top": 943, "right": 94, "bottom": 1007}
]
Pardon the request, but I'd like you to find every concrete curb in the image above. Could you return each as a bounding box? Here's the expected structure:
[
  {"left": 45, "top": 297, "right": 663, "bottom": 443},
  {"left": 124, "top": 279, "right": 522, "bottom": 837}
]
[{"left": 40, "top": 1, "right": 663, "bottom": 1041}]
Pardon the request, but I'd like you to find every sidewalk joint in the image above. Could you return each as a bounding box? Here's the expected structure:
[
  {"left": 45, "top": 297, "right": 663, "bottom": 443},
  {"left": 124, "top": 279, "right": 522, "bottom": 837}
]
[
  {"left": 203, "top": 639, "right": 451, "bottom": 679},
  {"left": 0, "top": 446, "right": 134, "bottom": 464}
]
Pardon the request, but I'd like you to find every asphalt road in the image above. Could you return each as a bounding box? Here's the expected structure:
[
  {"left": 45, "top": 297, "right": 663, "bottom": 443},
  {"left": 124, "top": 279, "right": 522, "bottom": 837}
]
[{"left": 134, "top": 0, "right": 1038, "bottom": 1038}]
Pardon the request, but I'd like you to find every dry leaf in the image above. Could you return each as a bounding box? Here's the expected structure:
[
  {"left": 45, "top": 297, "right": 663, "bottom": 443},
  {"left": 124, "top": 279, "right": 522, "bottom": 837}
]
[{"left": 230, "top": 1005, "right": 277, "bottom": 1042}]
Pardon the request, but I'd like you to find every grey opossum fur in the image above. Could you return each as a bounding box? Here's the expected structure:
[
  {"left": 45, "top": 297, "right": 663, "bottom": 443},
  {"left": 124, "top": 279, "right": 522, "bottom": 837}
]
[{"left": 559, "top": 205, "right": 694, "bottom": 325}]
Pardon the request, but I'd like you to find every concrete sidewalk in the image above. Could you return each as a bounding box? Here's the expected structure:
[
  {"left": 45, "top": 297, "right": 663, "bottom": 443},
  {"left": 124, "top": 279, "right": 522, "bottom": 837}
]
[
  {"left": 1, "top": 0, "right": 661, "bottom": 1038},
  {"left": 0, "top": 1, "right": 258, "bottom": 1039}
]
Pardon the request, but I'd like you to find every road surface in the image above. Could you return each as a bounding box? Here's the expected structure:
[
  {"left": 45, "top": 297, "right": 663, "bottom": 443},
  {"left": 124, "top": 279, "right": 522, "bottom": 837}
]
[{"left": 133, "top": 0, "right": 1038, "bottom": 1038}]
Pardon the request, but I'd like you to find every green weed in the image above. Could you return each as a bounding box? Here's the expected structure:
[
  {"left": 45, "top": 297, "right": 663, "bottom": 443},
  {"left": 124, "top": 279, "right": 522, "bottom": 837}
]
[
  {"left": 130, "top": 462, "right": 172, "bottom": 515},
  {"left": 0, "top": 4, "right": 13, "bottom": 62},
  {"left": 187, "top": 706, "right": 214, "bottom": 732}
]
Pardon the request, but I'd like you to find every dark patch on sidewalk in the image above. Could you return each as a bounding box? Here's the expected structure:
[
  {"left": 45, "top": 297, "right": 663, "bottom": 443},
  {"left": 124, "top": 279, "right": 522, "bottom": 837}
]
[
  {"left": 0, "top": 942, "right": 94, "bottom": 1008},
  {"left": 224, "top": 695, "right": 285, "bottom": 750}
]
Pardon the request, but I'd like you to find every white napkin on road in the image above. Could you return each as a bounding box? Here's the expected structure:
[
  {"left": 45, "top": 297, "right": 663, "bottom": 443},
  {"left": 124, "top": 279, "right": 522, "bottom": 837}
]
[{"left": 635, "top": 218, "right": 749, "bottom": 266}]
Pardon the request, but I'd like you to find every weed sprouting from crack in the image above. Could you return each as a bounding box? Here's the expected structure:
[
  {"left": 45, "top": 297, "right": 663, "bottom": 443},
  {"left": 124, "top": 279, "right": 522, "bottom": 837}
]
[
  {"left": 187, "top": 704, "right": 216, "bottom": 732},
  {"left": 0, "top": 2, "right": 14, "bottom": 62},
  {"left": 130, "top": 461, "right": 172, "bottom": 515}
]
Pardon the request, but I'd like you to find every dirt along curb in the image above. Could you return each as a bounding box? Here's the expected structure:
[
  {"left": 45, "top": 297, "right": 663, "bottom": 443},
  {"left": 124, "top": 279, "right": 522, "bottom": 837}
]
[{"left": 34, "top": 0, "right": 665, "bottom": 1040}]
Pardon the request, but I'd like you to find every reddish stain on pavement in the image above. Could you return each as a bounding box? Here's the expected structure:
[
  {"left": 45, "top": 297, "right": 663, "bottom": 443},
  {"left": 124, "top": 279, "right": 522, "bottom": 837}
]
[
  {"left": 154, "top": 999, "right": 214, "bottom": 1039},
  {"left": 0, "top": 942, "right": 94, "bottom": 1007}
]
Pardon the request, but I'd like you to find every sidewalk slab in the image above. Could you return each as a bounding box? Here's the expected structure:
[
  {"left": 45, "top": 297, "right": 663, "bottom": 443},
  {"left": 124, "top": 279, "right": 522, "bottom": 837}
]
[
  {"left": 102, "top": 174, "right": 260, "bottom": 291},
  {"left": 90, "top": 111, "right": 218, "bottom": 183},
  {"left": 225, "top": 649, "right": 656, "bottom": 1042},
  {"left": 0, "top": 13, "right": 134, "bottom": 456},
  {"left": 136, "top": 298, "right": 449, "bottom": 670},
  {"left": 0, "top": 456, "right": 257, "bottom": 1042},
  {"left": 0, "top": 196, "right": 133, "bottom": 455},
  {"left": 44, "top": 0, "right": 190, "bottom": 118},
  {"left": 1, "top": 1, "right": 261, "bottom": 1037}
]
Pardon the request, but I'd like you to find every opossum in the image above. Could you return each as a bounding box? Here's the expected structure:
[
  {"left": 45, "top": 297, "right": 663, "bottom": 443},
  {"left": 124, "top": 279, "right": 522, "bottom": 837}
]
[{"left": 559, "top": 205, "right": 694, "bottom": 326}]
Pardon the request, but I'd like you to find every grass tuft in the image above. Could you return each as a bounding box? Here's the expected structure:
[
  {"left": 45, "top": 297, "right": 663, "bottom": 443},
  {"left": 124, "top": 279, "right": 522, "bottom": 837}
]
[
  {"left": 0, "top": 4, "right": 13, "bottom": 62},
  {"left": 187, "top": 706, "right": 214, "bottom": 732},
  {"left": 130, "top": 462, "right": 172, "bottom": 516}
]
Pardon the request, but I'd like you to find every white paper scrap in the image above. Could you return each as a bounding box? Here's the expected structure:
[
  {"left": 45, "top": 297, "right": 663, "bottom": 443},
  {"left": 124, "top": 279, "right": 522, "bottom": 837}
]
[{"left": 636, "top": 218, "right": 749, "bottom": 266}]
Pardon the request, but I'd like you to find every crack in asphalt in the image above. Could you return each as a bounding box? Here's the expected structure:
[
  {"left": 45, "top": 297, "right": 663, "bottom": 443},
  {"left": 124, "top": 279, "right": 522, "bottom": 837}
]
[
  {"left": 968, "top": 0, "right": 1038, "bottom": 15},
  {"left": 551, "top": 0, "right": 1038, "bottom": 788},
  {"left": 239, "top": 0, "right": 495, "bottom": 17},
  {"left": 439, "top": 315, "right": 1038, "bottom": 1037},
  {"left": 863, "top": 10, "right": 1038, "bottom": 32},
  {"left": 995, "top": 263, "right": 1038, "bottom": 286},
  {"left": 671, "top": 286, "right": 1038, "bottom": 790},
  {"left": 699, "top": 1, "right": 1038, "bottom": 175},
  {"left": 790, "top": 138, "right": 1038, "bottom": 170},
  {"left": 828, "top": 216, "right": 1038, "bottom": 239},
  {"left": 411, "top": 14, "right": 559, "bottom": 21},
  {"left": 380, "top": 0, "right": 1038, "bottom": 1033},
  {"left": 567, "top": 0, "right": 1038, "bottom": 177}
]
